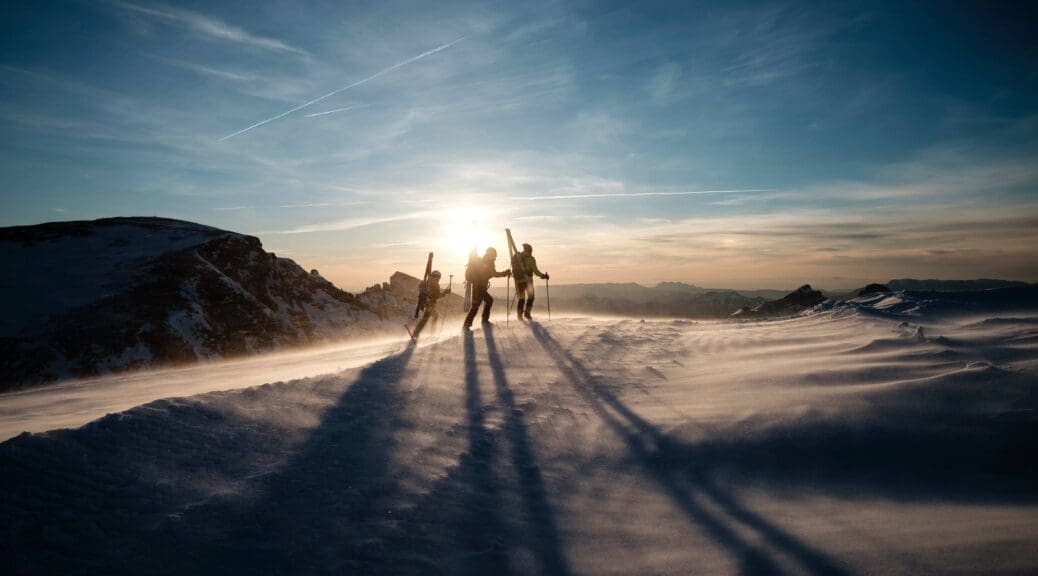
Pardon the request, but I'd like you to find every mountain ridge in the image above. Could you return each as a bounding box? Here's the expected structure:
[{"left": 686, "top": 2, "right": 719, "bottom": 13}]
[{"left": 1, "top": 217, "right": 386, "bottom": 389}]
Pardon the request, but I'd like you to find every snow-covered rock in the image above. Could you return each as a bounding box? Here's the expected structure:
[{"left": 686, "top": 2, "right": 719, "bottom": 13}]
[
  {"left": 731, "top": 284, "right": 827, "bottom": 319},
  {"left": 0, "top": 217, "right": 384, "bottom": 389}
]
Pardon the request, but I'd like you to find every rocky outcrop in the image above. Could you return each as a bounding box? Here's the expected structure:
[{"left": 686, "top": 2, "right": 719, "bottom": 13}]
[
  {"left": 0, "top": 217, "right": 382, "bottom": 390},
  {"left": 731, "top": 284, "right": 827, "bottom": 319},
  {"left": 358, "top": 271, "right": 464, "bottom": 320}
]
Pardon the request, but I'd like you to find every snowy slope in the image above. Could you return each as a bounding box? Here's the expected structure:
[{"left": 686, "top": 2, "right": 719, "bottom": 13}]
[
  {"left": 0, "top": 217, "right": 385, "bottom": 389},
  {"left": 0, "top": 336, "right": 421, "bottom": 441},
  {"left": 1, "top": 290, "right": 1036, "bottom": 574}
]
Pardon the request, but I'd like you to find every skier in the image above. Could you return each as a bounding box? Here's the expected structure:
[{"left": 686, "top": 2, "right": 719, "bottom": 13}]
[
  {"left": 412, "top": 270, "right": 450, "bottom": 339},
  {"left": 462, "top": 247, "right": 510, "bottom": 331},
  {"left": 514, "top": 243, "right": 549, "bottom": 320}
]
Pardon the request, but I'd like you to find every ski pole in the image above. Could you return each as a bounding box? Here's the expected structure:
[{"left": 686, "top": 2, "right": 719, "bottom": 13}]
[
  {"left": 448, "top": 274, "right": 453, "bottom": 292},
  {"left": 546, "top": 277, "right": 551, "bottom": 321},
  {"left": 506, "top": 274, "right": 510, "bottom": 326}
]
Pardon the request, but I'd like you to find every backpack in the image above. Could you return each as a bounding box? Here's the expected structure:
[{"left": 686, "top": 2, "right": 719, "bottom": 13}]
[
  {"left": 464, "top": 254, "right": 482, "bottom": 283},
  {"left": 513, "top": 252, "right": 528, "bottom": 279}
]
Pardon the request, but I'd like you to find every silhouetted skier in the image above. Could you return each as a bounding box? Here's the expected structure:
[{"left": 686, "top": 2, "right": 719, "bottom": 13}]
[
  {"left": 462, "top": 247, "right": 510, "bottom": 331},
  {"left": 515, "top": 243, "right": 549, "bottom": 321},
  {"left": 413, "top": 270, "right": 450, "bottom": 339}
]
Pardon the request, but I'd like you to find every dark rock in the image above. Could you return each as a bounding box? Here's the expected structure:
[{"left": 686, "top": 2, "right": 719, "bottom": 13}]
[
  {"left": 858, "top": 283, "right": 892, "bottom": 296},
  {"left": 730, "top": 284, "right": 826, "bottom": 319}
]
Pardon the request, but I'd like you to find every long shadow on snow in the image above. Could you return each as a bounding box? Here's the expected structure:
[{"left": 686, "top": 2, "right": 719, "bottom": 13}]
[
  {"left": 372, "top": 329, "right": 572, "bottom": 575},
  {"left": 136, "top": 343, "right": 419, "bottom": 575},
  {"left": 359, "top": 331, "right": 513, "bottom": 576},
  {"left": 552, "top": 327, "right": 1038, "bottom": 502},
  {"left": 444, "top": 330, "right": 513, "bottom": 575},
  {"left": 529, "top": 321, "right": 850, "bottom": 576},
  {"left": 483, "top": 326, "right": 572, "bottom": 576}
]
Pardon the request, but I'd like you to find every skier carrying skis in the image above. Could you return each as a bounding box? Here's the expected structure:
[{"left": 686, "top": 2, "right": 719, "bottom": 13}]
[
  {"left": 462, "top": 247, "right": 510, "bottom": 331},
  {"left": 515, "top": 242, "right": 549, "bottom": 320},
  {"left": 413, "top": 270, "right": 450, "bottom": 339}
]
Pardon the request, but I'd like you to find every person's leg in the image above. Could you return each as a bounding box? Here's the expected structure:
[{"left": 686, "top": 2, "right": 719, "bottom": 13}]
[
  {"left": 481, "top": 292, "right": 494, "bottom": 323},
  {"left": 515, "top": 282, "right": 527, "bottom": 320},
  {"left": 524, "top": 281, "right": 536, "bottom": 319},
  {"left": 463, "top": 288, "right": 482, "bottom": 329},
  {"left": 428, "top": 308, "right": 440, "bottom": 335},
  {"left": 413, "top": 311, "right": 430, "bottom": 337}
]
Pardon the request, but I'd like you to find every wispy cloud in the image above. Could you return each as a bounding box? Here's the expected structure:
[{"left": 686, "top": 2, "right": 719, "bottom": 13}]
[
  {"left": 512, "top": 189, "right": 773, "bottom": 201},
  {"left": 155, "top": 56, "right": 252, "bottom": 82},
  {"left": 278, "top": 201, "right": 371, "bottom": 208},
  {"left": 219, "top": 36, "right": 466, "bottom": 141},
  {"left": 304, "top": 105, "right": 367, "bottom": 118},
  {"left": 647, "top": 62, "right": 682, "bottom": 104},
  {"left": 267, "top": 210, "right": 441, "bottom": 235},
  {"left": 108, "top": 0, "right": 306, "bottom": 55}
]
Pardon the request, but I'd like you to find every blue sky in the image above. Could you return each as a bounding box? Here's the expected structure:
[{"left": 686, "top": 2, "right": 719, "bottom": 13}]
[{"left": 2, "top": 0, "right": 1036, "bottom": 290}]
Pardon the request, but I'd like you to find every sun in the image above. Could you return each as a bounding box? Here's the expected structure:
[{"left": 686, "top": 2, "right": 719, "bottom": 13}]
[{"left": 443, "top": 206, "right": 495, "bottom": 258}]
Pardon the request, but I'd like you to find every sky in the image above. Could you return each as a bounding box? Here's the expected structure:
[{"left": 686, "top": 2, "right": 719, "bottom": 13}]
[{"left": 2, "top": 0, "right": 1037, "bottom": 291}]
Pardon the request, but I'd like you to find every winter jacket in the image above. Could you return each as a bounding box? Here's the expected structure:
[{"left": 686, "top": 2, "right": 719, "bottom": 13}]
[
  {"left": 470, "top": 257, "right": 509, "bottom": 290},
  {"left": 516, "top": 252, "right": 545, "bottom": 283}
]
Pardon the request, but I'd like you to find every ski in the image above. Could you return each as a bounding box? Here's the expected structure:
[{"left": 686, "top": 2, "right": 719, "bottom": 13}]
[
  {"left": 415, "top": 251, "right": 433, "bottom": 319},
  {"left": 505, "top": 228, "right": 526, "bottom": 283},
  {"left": 463, "top": 243, "right": 476, "bottom": 312},
  {"left": 505, "top": 229, "right": 525, "bottom": 319}
]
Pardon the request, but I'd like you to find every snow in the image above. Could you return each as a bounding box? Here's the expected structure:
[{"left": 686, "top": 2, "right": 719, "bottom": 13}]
[
  {"left": 0, "top": 336, "right": 414, "bottom": 441},
  {"left": 0, "top": 220, "right": 223, "bottom": 337},
  {"left": 94, "top": 341, "right": 153, "bottom": 374},
  {"left": 1, "top": 292, "right": 1036, "bottom": 573},
  {"left": 166, "top": 309, "right": 212, "bottom": 359}
]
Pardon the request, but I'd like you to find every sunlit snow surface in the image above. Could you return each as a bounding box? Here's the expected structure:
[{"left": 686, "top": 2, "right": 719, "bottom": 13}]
[
  {"left": 1, "top": 292, "right": 1036, "bottom": 574},
  {"left": 0, "top": 336, "right": 415, "bottom": 440}
]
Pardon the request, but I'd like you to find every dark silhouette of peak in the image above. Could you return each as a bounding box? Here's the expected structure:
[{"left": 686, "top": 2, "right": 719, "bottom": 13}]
[
  {"left": 858, "top": 283, "right": 892, "bottom": 297},
  {"left": 731, "top": 284, "right": 826, "bottom": 319},
  {"left": 654, "top": 281, "right": 706, "bottom": 293}
]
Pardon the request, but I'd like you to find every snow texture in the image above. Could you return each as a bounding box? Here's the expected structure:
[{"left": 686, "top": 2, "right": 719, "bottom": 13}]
[{"left": 1, "top": 290, "right": 1036, "bottom": 574}]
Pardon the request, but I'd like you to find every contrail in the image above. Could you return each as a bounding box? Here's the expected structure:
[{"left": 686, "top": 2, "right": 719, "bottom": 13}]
[
  {"left": 303, "top": 105, "right": 366, "bottom": 118},
  {"left": 268, "top": 209, "right": 441, "bottom": 234},
  {"left": 512, "top": 189, "right": 773, "bottom": 201},
  {"left": 219, "top": 36, "right": 466, "bottom": 141}
]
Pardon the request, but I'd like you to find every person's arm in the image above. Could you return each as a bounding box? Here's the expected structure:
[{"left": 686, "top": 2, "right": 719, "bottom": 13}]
[
  {"left": 491, "top": 264, "right": 511, "bottom": 278},
  {"left": 528, "top": 256, "right": 546, "bottom": 279}
]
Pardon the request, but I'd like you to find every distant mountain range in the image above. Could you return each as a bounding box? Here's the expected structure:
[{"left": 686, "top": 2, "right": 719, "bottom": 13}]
[
  {"left": 502, "top": 278, "right": 1033, "bottom": 319},
  {"left": 886, "top": 278, "right": 1030, "bottom": 292}
]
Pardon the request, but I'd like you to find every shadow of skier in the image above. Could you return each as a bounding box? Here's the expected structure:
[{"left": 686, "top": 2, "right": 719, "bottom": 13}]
[
  {"left": 528, "top": 322, "right": 849, "bottom": 576},
  {"left": 484, "top": 325, "right": 572, "bottom": 576},
  {"left": 137, "top": 342, "right": 420, "bottom": 575},
  {"left": 453, "top": 330, "right": 513, "bottom": 575}
]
